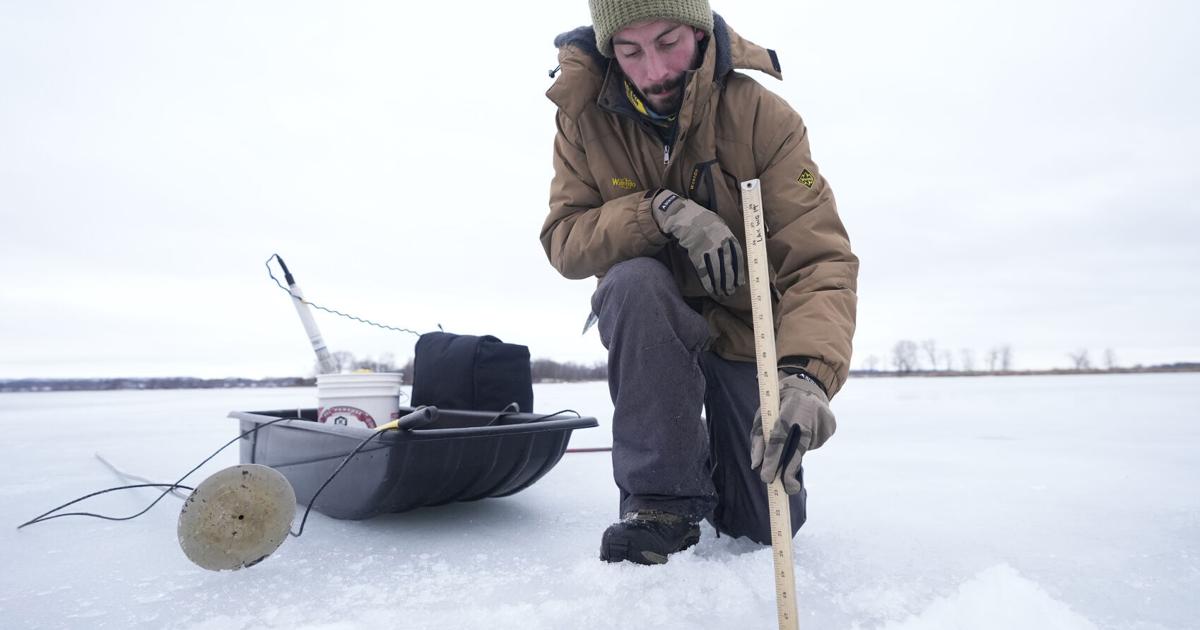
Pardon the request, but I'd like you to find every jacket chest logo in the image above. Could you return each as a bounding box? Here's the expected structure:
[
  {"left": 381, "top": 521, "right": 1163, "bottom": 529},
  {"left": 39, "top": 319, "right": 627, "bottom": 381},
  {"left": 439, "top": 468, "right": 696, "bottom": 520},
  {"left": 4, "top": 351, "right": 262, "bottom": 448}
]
[
  {"left": 797, "top": 169, "right": 815, "bottom": 188},
  {"left": 610, "top": 177, "right": 637, "bottom": 191}
]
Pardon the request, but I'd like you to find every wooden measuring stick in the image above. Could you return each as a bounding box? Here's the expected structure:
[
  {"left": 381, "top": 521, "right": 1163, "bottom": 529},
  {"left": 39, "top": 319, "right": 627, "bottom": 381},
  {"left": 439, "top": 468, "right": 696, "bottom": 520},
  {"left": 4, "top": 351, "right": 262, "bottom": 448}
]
[{"left": 740, "top": 179, "right": 800, "bottom": 630}]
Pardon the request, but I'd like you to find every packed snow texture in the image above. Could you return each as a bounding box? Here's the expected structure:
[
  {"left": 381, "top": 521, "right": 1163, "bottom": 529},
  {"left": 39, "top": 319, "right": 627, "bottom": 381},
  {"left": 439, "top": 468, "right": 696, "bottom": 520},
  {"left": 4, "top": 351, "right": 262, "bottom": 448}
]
[{"left": 1, "top": 373, "right": 1196, "bottom": 629}]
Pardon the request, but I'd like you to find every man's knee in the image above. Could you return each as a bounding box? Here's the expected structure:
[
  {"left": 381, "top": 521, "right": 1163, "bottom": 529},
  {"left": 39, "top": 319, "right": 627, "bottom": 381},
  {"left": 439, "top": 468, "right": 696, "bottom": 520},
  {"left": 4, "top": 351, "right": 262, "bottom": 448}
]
[
  {"left": 591, "top": 257, "right": 711, "bottom": 353},
  {"left": 593, "top": 257, "right": 674, "bottom": 308}
]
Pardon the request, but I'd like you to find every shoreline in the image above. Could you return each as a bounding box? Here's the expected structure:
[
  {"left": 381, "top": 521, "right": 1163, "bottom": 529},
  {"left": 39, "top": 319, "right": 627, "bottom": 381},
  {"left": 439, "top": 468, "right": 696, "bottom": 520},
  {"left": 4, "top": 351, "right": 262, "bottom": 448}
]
[{"left": 2, "top": 366, "right": 1197, "bottom": 393}]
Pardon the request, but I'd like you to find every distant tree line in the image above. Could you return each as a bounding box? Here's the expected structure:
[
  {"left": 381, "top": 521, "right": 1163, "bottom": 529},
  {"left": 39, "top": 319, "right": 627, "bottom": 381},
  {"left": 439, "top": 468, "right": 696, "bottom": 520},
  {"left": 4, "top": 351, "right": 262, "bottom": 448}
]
[
  {"left": 530, "top": 359, "right": 607, "bottom": 382},
  {"left": 320, "top": 352, "right": 606, "bottom": 384},
  {"left": 9, "top": 345, "right": 1194, "bottom": 393},
  {"left": 855, "top": 339, "right": 1200, "bottom": 376},
  {"left": 320, "top": 351, "right": 402, "bottom": 377},
  {"left": 0, "top": 376, "right": 314, "bottom": 393},
  {"left": 862, "top": 340, "right": 1014, "bottom": 374}
]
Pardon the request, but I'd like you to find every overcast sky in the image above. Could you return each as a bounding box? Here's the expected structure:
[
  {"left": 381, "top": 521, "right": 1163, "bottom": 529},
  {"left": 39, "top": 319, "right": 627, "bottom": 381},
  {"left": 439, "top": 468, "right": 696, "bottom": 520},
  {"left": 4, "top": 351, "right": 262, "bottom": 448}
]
[{"left": 1, "top": 0, "right": 1197, "bottom": 379}]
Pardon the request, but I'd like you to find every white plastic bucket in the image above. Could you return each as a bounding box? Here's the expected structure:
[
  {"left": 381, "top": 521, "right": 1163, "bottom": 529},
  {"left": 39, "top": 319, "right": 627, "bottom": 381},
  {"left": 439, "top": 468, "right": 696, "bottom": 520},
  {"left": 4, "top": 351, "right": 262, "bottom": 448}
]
[{"left": 316, "top": 372, "right": 403, "bottom": 430}]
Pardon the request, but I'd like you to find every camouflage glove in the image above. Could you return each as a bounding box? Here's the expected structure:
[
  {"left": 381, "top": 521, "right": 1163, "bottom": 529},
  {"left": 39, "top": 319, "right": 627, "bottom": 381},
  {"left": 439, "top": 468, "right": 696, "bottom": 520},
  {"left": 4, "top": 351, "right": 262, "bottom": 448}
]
[
  {"left": 650, "top": 189, "right": 746, "bottom": 298},
  {"left": 750, "top": 371, "right": 837, "bottom": 495}
]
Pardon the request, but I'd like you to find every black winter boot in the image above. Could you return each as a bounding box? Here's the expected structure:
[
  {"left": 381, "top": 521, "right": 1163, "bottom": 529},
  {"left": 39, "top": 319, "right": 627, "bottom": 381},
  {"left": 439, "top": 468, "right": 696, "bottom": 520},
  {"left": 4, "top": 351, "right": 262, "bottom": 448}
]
[{"left": 599, "top": 510, "right": 701, "bottom": 565}]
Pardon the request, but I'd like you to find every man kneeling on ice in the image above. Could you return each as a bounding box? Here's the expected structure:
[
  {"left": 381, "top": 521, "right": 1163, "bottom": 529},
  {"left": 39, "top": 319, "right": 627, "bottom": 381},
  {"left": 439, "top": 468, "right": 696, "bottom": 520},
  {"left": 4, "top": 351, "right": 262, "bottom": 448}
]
[{"left": 541, "top": 0, "right": 858, "bottom": 564}]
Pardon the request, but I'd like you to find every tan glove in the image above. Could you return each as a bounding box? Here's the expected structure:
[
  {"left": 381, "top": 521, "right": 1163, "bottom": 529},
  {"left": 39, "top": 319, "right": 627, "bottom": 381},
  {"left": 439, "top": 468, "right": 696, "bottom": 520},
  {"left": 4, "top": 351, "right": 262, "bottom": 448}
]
[
  {"left": 750, "top": 371, "right": 837, "bottom": 494},
  {"left": 651, "top": 189, "right": 746, "bottom": 298}
]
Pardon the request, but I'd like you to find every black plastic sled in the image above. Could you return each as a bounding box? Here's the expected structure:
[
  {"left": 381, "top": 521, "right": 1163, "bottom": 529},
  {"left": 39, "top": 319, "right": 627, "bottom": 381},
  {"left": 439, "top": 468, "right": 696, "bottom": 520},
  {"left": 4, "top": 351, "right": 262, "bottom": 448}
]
[{"left": 229, "top": 407, "right": 598, "bottom": 520}]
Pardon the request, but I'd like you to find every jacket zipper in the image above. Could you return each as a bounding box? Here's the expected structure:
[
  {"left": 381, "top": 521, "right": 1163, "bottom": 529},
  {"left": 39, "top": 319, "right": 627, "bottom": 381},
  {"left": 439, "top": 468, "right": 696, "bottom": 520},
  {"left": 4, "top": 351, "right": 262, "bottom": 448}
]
[
  {"left": 662, "top": 118, "right": 682, "bottom": 167},
  {"left": 598, "top": 97, "right": 678, "bottom": 168}
]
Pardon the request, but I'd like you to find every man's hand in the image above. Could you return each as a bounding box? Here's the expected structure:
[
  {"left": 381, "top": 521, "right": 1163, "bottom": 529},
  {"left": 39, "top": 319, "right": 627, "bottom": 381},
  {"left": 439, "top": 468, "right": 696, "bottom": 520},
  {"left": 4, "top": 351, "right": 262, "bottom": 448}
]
[
  {"left": 750, "top": 371, "right": 837, "bottom": 494},
  {"left": 651, "top": 189, "right": 746, "bottom": 298}
]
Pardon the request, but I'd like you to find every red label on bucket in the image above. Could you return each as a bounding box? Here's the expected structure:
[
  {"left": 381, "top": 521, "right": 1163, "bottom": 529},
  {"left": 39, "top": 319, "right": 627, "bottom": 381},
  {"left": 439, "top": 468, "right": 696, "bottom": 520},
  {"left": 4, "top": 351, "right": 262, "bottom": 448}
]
[{"left": 318, "top": 405, "right": 377, "bottom": 429}]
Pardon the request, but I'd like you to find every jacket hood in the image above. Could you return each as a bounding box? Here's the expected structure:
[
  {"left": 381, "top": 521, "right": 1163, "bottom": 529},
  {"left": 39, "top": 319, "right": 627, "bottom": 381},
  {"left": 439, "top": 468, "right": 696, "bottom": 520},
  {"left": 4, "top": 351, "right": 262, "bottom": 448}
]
[{"left": 548, "top": 14, "right": 782, "bottom": 116}]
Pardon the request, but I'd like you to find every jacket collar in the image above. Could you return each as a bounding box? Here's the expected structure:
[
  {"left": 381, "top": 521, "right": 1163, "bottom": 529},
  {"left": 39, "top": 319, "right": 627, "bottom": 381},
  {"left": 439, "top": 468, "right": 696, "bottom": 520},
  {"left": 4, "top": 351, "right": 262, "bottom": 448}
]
[{"left": 547, "top": 14, "right": 783, "bottom": 120}]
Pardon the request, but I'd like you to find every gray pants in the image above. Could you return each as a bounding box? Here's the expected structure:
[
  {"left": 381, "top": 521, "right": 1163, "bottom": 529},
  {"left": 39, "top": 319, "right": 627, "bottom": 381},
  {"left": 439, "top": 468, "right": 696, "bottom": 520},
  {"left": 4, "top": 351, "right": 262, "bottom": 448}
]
[{"left": 592, "top": 257, "right": 807, "bottom": 544}]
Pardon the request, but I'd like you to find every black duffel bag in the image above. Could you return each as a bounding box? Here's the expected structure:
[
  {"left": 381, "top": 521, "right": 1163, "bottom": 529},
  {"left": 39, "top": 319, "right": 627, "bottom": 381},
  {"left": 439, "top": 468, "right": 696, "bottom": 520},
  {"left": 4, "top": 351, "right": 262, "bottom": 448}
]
[{"left": 410, "top": 332, "right": 533, "bottom": 413}]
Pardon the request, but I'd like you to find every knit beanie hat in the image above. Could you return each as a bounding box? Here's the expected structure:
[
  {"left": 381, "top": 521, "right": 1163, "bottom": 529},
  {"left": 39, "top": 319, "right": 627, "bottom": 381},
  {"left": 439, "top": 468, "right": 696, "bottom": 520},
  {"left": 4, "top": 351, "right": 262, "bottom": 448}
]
[{"left": 589, "top": 0, "right": 714, "bottom": 58}]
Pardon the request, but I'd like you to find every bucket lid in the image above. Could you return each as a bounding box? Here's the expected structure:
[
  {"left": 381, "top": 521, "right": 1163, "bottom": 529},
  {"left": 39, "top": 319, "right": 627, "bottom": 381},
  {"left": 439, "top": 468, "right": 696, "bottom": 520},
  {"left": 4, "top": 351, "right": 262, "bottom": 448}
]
[{"left": 317, "top": 372, "right": 403, "bottom": 385}]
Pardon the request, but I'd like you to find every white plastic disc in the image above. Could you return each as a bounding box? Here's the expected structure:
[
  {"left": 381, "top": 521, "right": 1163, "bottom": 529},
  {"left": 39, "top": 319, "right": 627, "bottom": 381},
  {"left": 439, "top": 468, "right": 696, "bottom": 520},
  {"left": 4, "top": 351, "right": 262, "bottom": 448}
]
[{"left": 177, "top": 464, "right": 296, "bottom": 571}]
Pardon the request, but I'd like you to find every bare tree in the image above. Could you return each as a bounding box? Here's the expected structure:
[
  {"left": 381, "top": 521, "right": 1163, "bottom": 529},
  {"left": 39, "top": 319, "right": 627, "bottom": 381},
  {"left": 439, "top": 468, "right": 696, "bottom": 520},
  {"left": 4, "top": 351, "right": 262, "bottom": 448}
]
[
  {"left": 960, "top": 348, "right": 975, "bottom": 373},
  {"left": 893, "top": 340, "right": 919, "bottom": 373},
  {"left": 1068, "top": 349, "right": 1091, "bottom": 370},
  {"left": 353, "top": 352, "right": 398, "bottom": 373},
  {"left": 401, "top": 356, "right": 415, "bottom": 384},
  {"left": 941, "top": 350, "right": 955, "bottom": 372},
  {"left": 1104, "top": 348, "right": 1118, "bottom": 370},
  {"left": 922, "top": 339, "right": 939, "bottom": 371},
  {"left": 317, "top": 350, "right": 357, "bottom": 374},
  {"left": 999, "top": 345, "right": 1013, "bottom": 372},
  {"left": 862, "top": 355, "right": 881, "bottom": 372},
  {"left": 531, "top": 359, "right": 607, "bottom": 382},
  {"left": 985, "top": 347, "right": 1000, "bottom": 372}
]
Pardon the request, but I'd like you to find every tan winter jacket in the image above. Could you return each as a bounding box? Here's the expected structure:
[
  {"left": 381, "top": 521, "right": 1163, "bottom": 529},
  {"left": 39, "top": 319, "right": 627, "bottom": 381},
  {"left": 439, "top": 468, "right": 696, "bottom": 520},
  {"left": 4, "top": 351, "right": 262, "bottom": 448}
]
[{"left": 541, "top": 16, "right": 858, "bottom": 397}]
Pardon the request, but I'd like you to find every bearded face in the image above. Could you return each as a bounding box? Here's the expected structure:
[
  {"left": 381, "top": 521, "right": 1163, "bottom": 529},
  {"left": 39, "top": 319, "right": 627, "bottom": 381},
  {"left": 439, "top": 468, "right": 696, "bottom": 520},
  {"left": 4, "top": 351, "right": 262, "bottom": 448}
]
[{"left": 612, "top": 20, "right": 705, "bottom": 114}]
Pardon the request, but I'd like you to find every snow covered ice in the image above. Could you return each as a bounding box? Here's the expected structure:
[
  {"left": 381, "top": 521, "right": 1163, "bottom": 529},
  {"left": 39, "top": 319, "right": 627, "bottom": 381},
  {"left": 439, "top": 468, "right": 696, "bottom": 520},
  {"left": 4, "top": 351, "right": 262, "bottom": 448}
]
[{"left": 1, "top": 373, "right": 1197, "bottom": 629}]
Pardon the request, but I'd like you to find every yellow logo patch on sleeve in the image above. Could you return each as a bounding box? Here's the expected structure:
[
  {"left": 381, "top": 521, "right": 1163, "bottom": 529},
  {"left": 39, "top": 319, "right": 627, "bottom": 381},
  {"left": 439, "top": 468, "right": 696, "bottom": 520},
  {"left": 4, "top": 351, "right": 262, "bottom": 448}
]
[
  {"left": 611, "top": 177, "right": 637, "bottom": 191},
  {"left": 797, "top": 169, "right": 815, "bottom": 188}
]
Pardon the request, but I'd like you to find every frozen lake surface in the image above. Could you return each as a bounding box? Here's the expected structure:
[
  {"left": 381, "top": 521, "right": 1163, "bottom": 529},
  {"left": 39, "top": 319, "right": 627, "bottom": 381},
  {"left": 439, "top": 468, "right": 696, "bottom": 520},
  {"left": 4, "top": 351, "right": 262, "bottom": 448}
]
[{"left": 1, "top": 373, "right": 1197, "bottom": 629}]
